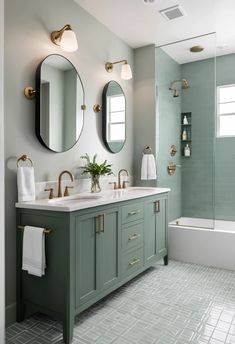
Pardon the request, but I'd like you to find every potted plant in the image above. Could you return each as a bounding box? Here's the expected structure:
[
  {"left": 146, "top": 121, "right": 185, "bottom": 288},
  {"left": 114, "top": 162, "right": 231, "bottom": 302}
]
[{"left": 80, "top": 154, "right": 113, "bottom": 193}]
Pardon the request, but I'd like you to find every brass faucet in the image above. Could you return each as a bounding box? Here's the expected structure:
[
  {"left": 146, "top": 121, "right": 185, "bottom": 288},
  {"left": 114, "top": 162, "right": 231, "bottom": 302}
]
[
  {"left": 117, "top": 169, "right": 129, "bottom": 189},
  {"left": 58, "top": 170, "right": 74, "bottom": 197}
]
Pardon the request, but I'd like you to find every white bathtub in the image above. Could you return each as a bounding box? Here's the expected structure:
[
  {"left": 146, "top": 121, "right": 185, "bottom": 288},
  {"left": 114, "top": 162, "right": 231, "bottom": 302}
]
[{"left": 168, "top": 217, "right": 235, "bottom": 271}]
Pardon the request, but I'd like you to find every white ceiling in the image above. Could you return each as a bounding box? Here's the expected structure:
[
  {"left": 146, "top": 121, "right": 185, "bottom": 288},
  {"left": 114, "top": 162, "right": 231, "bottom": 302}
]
[{"left": 75, "top": 0, "right": 235, "bottom": 63}]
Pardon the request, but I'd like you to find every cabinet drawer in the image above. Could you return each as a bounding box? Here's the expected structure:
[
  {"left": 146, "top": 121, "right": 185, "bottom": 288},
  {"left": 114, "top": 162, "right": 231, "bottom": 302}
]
[
  {"left": 121, "top": 202, "right": 143, "bottom": 224},
  {"left": 121, "top": 222, "right": 143, "bottom": 251},
  {"left": 122, "top": 247, "right": 143, "bottom": 278}
]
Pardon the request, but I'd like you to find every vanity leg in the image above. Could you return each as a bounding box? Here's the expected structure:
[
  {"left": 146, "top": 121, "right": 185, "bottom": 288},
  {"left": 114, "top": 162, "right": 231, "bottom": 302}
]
[
  {"left": 63, "top": 316, "right": 74, "bottom": 344},
  {"left": 163, "top": 255, "right": 168, "bottom": 266}
]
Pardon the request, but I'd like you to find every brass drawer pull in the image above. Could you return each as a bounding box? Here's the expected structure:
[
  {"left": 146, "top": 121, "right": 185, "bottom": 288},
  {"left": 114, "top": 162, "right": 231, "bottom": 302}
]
[
  {"left": 154, "top": 200, "right": 160, "bottom": 213},
  {"left": 128, "top": 234, "right": 139, "bottom": 241},
  {"left": 128, "top": 210, "right": 140, "bottom": 216},
  {"left": 95, "top": 214, "right": 105, "bottom": 233},
  {"left": 129, "top": 258, "right": 140, "bottom": 266}
]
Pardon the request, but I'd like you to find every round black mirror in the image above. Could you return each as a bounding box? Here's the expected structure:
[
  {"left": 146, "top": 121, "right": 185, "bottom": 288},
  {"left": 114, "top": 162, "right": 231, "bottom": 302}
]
[
  {"left": 102, "top": 81, "right": 126, "bottom": 153},
  {"left": 36, "top": 54, "right": 85, "bottom": 152}
]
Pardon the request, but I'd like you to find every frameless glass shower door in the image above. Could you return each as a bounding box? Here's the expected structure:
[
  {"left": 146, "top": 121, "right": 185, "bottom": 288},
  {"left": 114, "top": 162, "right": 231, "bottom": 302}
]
[
  {"left": 215, "top": 51, "right": 235, "bottom": 225},
  {"left": 156, "top": 33, "right": 216, "bottom": 229}
]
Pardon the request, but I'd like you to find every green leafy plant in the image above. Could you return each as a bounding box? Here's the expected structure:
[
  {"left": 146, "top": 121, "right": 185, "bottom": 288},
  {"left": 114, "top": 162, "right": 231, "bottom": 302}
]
[{"left": 80, "top": 154, "right": 113, "bottom": 177}]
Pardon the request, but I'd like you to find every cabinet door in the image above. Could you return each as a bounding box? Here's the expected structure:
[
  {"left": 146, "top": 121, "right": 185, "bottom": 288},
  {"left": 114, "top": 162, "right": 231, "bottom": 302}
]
[
  {"left": 76, "top": 207, "right": 120, "bottom": 307},
  {"left": 99, "top": 207, "right": 120, "bottom": 291},
  {"left": 76, "top": 212, "right": 100, "bottom": 307},
  {"left": 144, "top": 196, "right": 167, "bottom": 266}
]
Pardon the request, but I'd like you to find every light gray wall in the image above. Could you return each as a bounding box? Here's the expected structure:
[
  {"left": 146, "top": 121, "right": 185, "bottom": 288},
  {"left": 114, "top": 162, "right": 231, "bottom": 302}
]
[
  {"left": 133, "top": 45, "right": 156, "bottom": 186},
  {"left": 181, "top": 58, "right": 215, "bottom": 219},
  {"left": 5, "top": 0, "right": 133, "bottom": 325},
  {"left": 0, "top": 0, "right": 5, "bottom": 339}
]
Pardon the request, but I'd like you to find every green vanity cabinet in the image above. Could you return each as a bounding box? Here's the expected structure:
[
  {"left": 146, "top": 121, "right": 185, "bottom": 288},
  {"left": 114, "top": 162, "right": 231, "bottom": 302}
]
[
  {"left": 144, "top": 194, "right": 168, "bottom": 266},
  {"left": 16, "top": 191, "right": 168, "bottom": 343},
  {"left": 76, "top": 206, "right": 120, "bottom": 307}
]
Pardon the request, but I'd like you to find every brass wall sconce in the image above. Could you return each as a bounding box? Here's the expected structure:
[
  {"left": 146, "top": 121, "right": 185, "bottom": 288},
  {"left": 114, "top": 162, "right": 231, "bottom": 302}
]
[
  {"left": 51, "top": 24, "right": 78, "bottom": 52},
  {"left": 105, "top": 60, "right": 132, "bottom": 80},
  {"left": 93, "top": 104, "right": 102, "bottom": 113},
  {"left": 24, "top": 87, "right": 36, "bottom": 100}
]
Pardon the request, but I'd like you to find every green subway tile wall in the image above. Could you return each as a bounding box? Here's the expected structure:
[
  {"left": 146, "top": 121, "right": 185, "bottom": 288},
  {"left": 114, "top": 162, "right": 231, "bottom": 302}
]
[
  {"left": 156, "top": 48, "right": 182, "bottom": 221},
  {"left": 181, "top": 58, "right": 215, "bottom": 220}
]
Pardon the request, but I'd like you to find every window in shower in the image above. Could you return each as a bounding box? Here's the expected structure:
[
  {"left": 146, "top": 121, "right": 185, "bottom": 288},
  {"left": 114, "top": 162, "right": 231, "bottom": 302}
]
[{"left": 217, "top": 84, "right": 235, "bottom": 137}]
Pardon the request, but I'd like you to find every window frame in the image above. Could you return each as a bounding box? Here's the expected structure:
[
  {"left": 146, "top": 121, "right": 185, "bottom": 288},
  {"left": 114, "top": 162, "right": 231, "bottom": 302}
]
[
  {"left": 217, "top": 84, "right": 235, "bottom": 138},
  {"left": 107, "top": 94, "right": 126, "bottom": 142}
]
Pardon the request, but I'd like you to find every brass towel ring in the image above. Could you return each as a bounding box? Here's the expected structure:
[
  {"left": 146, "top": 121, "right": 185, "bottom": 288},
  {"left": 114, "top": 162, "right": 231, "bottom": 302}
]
[
  {"left": 143, "top": 146, "right": 152, "bottom": 154},
  {"left": 17, "top": 155, "right": 33, "bottom": 167}
]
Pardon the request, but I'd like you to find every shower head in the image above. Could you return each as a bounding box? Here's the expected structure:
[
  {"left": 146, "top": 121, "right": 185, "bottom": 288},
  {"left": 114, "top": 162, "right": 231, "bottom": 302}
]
[
  {"left": 173, "top": 89, "right": 179, "bottom": 97},
  {"left": 169, "top": 79, "right": 190, "bottom": 97}
]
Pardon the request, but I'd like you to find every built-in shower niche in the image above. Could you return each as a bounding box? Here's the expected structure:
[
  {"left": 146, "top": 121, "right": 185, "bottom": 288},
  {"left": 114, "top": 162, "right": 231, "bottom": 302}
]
[{"left": 181, "top": 112, "right": 192, "bottom": 157}]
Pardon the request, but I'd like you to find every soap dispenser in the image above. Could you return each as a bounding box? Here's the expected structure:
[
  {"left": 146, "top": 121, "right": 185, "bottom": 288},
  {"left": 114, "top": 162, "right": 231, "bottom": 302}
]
[
  {"left": 182, "top": 129, "right": 187, "bottom": 141},
  {"left": 184, "top": 144, "right": 191, "bottom": 157},
  {"left": 183, "top": 115, "right": 188, "bottom": 125}
]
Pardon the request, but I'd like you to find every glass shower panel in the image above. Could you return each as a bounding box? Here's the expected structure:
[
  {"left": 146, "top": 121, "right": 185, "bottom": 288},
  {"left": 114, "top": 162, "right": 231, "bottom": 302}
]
[
  {"left": 156, "top": 33, "right": 216, "bottom": 229},
  {"left": 215, "top": 50, "right": 235, "bottom": 222}
]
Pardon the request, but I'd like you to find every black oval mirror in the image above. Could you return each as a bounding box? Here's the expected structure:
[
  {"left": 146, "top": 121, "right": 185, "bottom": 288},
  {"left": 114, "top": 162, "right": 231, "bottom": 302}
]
[
  {"left": 102, "top": 81, "right": 126, "bottom": 153},
  {"left": 36, "top": 54, "right": 85, "bottom": 152}
]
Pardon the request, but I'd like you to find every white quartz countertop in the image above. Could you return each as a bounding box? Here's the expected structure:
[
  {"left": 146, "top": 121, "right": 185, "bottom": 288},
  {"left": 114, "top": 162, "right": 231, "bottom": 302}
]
[{"left": 15, "top": 187, "right": 170, "bottom": 212}]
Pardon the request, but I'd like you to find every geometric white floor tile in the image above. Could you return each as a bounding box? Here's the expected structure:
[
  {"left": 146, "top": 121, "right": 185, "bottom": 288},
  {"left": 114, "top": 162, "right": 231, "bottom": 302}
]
[{"left": 6, "top": 260, "right": 235, "bottom": 343}]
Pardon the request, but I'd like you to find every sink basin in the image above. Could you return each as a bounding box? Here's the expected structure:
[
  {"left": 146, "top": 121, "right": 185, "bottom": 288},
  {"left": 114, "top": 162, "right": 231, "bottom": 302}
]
[{"left": 48, "top": 193, "right": 102, "bottom": 204}]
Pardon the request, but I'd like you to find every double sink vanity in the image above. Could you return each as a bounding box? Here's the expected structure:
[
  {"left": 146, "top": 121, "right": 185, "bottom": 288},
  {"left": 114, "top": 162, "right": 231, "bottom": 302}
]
[{"left": 16, "top": 186, "right": 170, "bottom": 343}]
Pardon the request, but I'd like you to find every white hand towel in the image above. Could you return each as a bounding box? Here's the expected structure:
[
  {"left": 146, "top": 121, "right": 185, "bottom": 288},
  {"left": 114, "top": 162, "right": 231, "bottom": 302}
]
[
  {"left": 141, "top": 154, "right": 157, "bottom": 180},
  {"left": 17, "top": 166, "right": 36, "bottom": 202},
  {"left": 22, "top": 226, "right": 46, "bottom": 277}
]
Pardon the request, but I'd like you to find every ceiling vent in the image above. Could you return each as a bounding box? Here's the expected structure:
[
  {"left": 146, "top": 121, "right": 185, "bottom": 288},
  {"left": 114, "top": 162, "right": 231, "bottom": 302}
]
[{"left": 159, "top": 5, "right": 186, "bottom": 21}]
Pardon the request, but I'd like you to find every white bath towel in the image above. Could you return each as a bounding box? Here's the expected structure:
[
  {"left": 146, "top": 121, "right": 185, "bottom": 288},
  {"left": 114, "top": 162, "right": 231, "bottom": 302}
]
[
  {"left": 22, "top": 226, "right": 46, "bottom": 277},
  {"left": 141, "top": 154, "right": 157, "bottom": 180},
  {"left": 17, "top": 166, "right": 36, "bottom": 202}
]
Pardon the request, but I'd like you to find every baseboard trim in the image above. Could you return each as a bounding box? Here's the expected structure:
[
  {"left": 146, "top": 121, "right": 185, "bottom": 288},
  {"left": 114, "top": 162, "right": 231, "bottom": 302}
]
[{"left": 5, "top": 303, "right": 16, "bottom": 327}]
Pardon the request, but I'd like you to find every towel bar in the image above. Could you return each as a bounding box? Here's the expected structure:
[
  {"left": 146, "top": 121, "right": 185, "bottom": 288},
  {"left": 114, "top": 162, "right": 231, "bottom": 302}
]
[
  {"left": 17, "top": 225, "right": 52, "bottom": 235},
  {"left": 17, "top": 155, "right": 34, "bottom": 167}
]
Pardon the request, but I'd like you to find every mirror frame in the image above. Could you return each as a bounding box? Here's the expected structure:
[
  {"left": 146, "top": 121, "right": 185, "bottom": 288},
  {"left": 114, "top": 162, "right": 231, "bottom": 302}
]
[
  {"left": 35, "top": 54, "right": 85, "bottom": 152},
  {"left": 102, "top": 80, "right": 126, "bottom": 153}
]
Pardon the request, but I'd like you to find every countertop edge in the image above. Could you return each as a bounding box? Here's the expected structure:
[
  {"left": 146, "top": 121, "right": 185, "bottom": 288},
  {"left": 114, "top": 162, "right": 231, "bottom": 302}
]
[{"left": 15, "top": 188, "right": 171, "bottom": 212}]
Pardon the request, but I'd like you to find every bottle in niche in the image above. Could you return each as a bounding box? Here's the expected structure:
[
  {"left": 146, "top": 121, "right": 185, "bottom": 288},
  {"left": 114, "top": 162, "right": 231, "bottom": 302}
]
[
  {"left": 182, "top": 129, "right": 187, "bottom": 141},
  {"left": 184, "top": 144, "right": 191, "bottom": 157},
  {"left": 183, "top": 115, "right": 188, "bottom": 125}
]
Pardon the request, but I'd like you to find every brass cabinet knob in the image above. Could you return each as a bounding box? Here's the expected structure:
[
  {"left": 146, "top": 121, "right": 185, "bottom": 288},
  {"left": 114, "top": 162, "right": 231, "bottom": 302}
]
[{"left": 44, "top": 188, "right": 54, "bottom": 199}]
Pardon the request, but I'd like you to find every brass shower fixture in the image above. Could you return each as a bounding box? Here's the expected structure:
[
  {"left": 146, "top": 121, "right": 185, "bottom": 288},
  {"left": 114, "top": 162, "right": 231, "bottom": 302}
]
[{"left": 169, "top": 79, "right": 190, "bottom": 98}]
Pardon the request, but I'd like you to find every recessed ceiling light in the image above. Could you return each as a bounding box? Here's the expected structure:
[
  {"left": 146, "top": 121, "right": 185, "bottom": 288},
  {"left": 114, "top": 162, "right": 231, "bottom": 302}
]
[{"left": 190, "top": 45, "right": 204, "bottom": 53}]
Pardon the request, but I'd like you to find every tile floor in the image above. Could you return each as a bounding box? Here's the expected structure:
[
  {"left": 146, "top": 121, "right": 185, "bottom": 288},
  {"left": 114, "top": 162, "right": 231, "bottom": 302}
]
[{"left": 6, "top": 260, "right": 235, "bottom": 344}]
